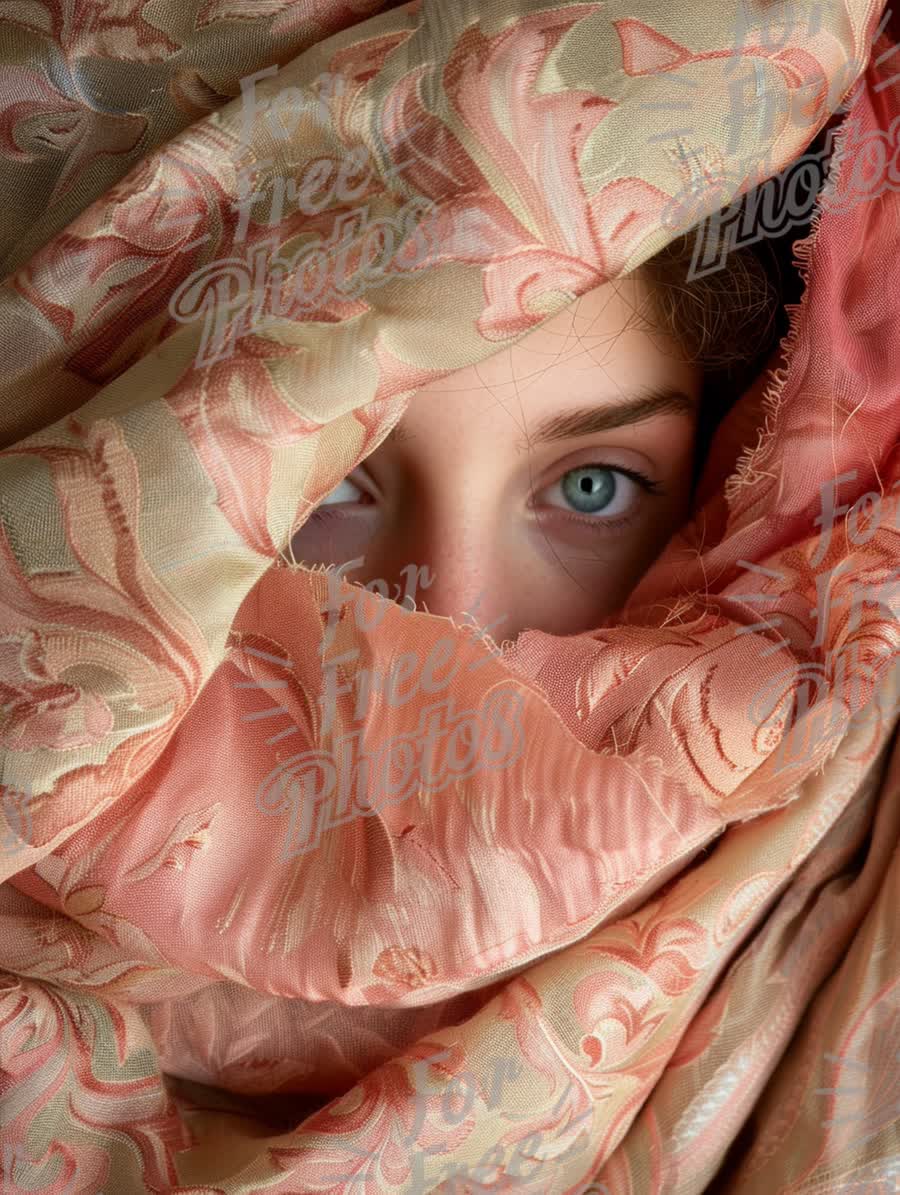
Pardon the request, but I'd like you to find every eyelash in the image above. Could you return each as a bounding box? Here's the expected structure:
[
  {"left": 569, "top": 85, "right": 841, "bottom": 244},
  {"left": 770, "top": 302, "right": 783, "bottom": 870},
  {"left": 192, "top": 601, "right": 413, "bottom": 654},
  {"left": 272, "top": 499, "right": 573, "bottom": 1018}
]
[
  {"left": 309, "top": 464, "right": 665, "bottom": 527},
  {"left": 545, "top": 463, "right": 664, "bottom": 531}
]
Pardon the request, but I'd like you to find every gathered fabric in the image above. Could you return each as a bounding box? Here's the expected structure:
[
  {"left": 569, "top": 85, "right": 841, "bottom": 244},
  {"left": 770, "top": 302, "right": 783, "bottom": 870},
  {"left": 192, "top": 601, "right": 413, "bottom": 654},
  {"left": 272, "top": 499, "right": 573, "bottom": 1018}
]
[{"left": 0, "top": 1, "right": 898, "bottom": 1191}]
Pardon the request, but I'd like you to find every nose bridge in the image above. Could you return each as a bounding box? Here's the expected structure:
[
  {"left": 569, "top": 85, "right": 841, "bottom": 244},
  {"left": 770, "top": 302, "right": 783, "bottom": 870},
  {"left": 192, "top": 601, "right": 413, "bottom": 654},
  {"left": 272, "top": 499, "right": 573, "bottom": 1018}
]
[{"left": 393, "top": 506, "right": 511, "bottom": 636}]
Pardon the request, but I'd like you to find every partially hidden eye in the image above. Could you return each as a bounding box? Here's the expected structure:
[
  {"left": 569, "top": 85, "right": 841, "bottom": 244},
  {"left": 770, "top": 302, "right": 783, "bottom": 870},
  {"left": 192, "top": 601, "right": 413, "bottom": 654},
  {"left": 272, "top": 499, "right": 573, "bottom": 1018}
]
[
  {"left": 318, "top": 476, "right": 367, "bottom": 506},
  {"left": 543, "top": 465, "right": 653, "bottom": 519}
]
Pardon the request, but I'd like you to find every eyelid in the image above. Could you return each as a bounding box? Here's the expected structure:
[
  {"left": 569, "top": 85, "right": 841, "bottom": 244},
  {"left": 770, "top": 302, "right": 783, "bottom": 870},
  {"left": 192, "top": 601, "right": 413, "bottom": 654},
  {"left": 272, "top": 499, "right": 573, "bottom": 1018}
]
[
  {"left": 535, "top": 462, "right": 663, "bottom": 523},
  {"left": 526, "top": 436, "right": 664, "bottom": 482},
  {"left": 543, "top": 469, "right": 634, "bottom": 516},
  {"left": 318, "top": 478, "right": 360, "bottom": 506},
  {"left": 317, "top": 469, "right": 374, "bottom": 506},
  {"left": 313, "top": 462, "right": 664, "bottom": 518}
]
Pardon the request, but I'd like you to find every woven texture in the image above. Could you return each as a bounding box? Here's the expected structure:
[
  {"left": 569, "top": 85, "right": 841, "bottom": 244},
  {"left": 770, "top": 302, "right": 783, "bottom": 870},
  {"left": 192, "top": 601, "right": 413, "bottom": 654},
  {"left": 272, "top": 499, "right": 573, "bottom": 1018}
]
[{"left": 0, "top": 1, "right": 898, "bottom": 1191}]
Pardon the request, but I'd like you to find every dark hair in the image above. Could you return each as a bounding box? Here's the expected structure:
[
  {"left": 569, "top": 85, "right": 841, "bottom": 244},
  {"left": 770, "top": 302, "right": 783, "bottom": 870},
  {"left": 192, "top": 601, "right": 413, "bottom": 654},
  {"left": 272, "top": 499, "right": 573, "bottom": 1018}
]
[
  {"left": 640, "top": 227, "right": 785, "bottom": 495},
  {"left": 633, "top": 157, "right": 827, "bottom": 494},
  {"left": 640, "top": 230, "right": 783, "bottom": 373}
]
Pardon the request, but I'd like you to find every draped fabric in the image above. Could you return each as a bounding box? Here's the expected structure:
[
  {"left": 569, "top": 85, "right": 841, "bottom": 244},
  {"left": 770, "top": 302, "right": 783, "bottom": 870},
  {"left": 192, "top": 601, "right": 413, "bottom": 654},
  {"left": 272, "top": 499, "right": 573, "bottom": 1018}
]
[{"left": 0, "top": 1, "right": 898, "bottom": 1191}]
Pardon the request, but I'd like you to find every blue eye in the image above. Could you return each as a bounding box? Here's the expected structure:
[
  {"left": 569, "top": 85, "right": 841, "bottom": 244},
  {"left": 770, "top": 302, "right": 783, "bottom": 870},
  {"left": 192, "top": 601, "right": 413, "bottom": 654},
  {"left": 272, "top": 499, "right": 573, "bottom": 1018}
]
[
  {"left": 544, "top": 464, "right": 662, "bottom": 520},
  {"left": 561, "top": 467, "right": 617, "bottom": 513}
]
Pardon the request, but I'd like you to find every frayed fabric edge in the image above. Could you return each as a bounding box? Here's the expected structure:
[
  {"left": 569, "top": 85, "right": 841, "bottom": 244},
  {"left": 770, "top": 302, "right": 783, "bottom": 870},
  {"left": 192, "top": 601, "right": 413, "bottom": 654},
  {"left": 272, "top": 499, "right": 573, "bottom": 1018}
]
[{"left": 722, "top": 102, "right": 860, "bottom": 506}]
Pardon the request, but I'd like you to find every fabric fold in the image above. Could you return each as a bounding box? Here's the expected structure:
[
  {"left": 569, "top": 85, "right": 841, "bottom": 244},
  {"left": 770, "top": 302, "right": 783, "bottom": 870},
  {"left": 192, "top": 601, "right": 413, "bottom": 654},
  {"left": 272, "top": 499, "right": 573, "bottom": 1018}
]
[{"left": 1, "top": 1, "right": 897, "bottom": 1192}]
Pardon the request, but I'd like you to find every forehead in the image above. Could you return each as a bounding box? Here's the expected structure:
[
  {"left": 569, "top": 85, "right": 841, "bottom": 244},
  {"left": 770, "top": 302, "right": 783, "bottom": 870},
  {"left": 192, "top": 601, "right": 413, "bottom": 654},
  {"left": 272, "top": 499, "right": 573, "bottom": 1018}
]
[
  {"left": 527, "top": 277, "right": 655, "bottom": 375},
  {"left": 388, "top": 272, "right": 692, "bottom": 443},
  {"left": 450, "top": 275, "right": 653, "bottom": 385}
]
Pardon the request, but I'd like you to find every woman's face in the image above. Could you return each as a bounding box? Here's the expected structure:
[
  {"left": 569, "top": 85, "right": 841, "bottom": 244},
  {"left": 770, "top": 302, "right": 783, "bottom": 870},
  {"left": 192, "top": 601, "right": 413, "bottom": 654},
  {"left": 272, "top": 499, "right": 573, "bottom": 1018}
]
[{"left": 289, "top": 273, "right": 703, "bottom": 642}]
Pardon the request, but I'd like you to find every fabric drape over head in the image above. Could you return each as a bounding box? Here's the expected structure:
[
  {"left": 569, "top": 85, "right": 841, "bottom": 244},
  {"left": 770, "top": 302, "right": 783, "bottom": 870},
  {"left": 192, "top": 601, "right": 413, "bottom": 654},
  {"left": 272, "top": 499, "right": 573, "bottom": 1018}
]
[{"left": 0, "top": 1, "right": 898, "bottom": 1191}]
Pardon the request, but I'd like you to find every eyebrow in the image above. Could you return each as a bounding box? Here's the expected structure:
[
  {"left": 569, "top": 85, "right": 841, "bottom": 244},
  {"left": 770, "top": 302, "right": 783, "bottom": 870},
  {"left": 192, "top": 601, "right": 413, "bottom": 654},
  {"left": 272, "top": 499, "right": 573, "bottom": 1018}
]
[
  {"left": 517, "top": 386, "right": 696, "bottom": 450},
  {"left": 383, "top": 385, "right": 696, "bottom": 449}
]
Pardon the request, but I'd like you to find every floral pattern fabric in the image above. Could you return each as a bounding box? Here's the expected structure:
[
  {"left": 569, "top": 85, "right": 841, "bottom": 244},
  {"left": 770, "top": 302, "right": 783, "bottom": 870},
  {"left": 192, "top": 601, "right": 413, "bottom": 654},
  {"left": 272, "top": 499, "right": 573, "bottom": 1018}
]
[{"left": 0, "top": 1, "right": 898, "bottom": 1192}]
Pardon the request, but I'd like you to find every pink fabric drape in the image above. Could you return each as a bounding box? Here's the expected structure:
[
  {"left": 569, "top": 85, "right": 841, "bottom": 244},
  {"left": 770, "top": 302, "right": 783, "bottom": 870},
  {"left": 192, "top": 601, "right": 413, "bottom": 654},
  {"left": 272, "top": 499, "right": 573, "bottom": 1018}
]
[{"left": 0, "top": 1, "right": 897, "bottom": 1191}]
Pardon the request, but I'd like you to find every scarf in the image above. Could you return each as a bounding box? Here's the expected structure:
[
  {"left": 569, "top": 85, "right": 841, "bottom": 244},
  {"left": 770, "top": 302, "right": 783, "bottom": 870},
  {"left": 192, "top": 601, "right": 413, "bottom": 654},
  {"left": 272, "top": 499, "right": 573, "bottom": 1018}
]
[{"left": 1, "top": 1, "right": 897, "bottom": 1191}]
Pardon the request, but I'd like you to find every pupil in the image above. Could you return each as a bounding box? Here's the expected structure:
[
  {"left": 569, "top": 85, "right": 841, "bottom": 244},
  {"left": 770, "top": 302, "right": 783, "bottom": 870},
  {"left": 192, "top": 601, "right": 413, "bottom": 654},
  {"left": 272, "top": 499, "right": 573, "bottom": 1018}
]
[{"left": 563, "top": 467, "right": 615, "bottom": 513}]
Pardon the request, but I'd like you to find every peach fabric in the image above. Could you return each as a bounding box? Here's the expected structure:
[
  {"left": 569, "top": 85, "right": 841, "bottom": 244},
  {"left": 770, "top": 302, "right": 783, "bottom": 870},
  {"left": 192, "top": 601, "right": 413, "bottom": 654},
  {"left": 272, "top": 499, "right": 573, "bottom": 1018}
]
[{"left": 0, "top": 1, "right": 898, "bottom": 1192}]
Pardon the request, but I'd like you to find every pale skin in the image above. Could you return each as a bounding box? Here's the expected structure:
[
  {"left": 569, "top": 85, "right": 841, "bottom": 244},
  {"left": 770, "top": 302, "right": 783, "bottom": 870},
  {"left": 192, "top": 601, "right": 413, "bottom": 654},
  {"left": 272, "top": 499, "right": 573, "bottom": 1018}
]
[{"left": 289, "top": 272, "right": 703, "bottom": 642}]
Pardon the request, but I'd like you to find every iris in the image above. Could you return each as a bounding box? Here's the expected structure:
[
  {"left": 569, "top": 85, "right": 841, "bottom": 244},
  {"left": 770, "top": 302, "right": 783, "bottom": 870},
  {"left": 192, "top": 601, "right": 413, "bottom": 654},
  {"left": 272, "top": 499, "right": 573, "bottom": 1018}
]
[{"left": 561, "top": 466, "right": 617, "bottom": 514}]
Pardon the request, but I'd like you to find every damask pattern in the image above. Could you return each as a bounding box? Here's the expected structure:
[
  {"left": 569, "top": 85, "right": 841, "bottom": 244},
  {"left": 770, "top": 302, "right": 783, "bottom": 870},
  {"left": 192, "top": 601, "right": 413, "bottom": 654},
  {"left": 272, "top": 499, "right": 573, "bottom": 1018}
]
[{"left": 0, "top": 1, "right": 897, "bottom": 1191}]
